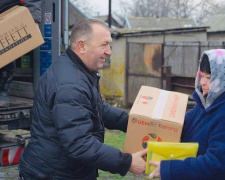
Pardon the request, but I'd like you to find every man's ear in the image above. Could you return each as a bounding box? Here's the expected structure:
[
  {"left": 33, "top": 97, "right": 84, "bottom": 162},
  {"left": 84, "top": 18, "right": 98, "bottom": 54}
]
[{"left": 77, "top": 40, "right": 86, "bottom": 54}]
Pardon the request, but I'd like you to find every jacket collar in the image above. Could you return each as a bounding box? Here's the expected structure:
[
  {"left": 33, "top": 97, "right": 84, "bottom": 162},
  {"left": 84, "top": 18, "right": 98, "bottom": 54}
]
[
  {"left": 193, "top": 91, "right": 225, "bottom": 113},
  {"left": 66, "top": 47, "right": 100, "bottom": 86}
]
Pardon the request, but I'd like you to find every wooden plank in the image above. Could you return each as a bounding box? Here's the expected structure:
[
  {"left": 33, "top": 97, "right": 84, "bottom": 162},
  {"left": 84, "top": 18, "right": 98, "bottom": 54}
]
[
  {"left": 128, "top": 43, "right": 145, "bottom": 74},
  {"left": 9, "top": 81, "right": 34, "bottom": 99},
  {"left": 164, "top": 43, "right": 199, "bottom": 76},
  {"left": 183, "top": 46, "right": 199, "bottom": 76},
  {"left": 127, "top": 42, "right": 163, "bottom": 106},
  {"left": 128, "top": 43, "right": 162, "bottom": 76},
  {"left": 10, "top": 96, "right": 33, "bottom": 106},
  {"left": 0, "top": 96, "right": 33, "bottom": 110},
  {"left": 127, "top": 75, "right": 161, "bottom": 104},
  {"left": 200, "top": 42, "right": 224, "bottom": 55}
]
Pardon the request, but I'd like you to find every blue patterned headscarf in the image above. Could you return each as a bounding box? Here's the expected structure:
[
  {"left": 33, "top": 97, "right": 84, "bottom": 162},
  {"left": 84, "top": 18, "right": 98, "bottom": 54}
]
[{"left": 195, "top": 49, "right": 225, "bottom": 108}]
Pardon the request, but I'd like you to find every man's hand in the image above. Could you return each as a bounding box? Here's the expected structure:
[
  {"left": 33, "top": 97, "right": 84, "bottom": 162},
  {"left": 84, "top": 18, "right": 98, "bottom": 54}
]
[
  {"left": 129, "top": 149, "right": 148, "bottom": 175},
  {"left": 149, "top": 161, "right": 161, "bottom": 179}
]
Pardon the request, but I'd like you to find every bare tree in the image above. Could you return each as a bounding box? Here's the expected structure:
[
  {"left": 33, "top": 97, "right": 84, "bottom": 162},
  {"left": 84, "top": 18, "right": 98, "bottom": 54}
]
[
  {"left": 119, "top": 0, "right": 224, "bottom": 25},
  {"left": 168, "top": 0, "right": 199, "bottom": 18},
  {"left": 194, "top": 0, "right": 221, "bottom": 24},
  {"left": 70, "top": 0, "right": 97, "bottom": 17},
  {"left": 128, "top": 0, "right": 171, "bottom": 18},
  {"left": 117, "top": 0, "right": 132, "bottom": 17}
]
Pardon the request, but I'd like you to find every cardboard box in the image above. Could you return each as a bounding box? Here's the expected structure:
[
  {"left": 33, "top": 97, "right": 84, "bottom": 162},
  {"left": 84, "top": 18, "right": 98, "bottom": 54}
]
[
  {"left": 0, "top": 6, "right": 44, "bottom": 68},
  {"left": 124, "top": 86, "right": 188, "bottom": 154}
]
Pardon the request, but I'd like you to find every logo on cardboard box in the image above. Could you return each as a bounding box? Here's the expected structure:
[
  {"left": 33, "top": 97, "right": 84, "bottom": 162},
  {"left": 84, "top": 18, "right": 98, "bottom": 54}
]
[
  {"left": 142, "top": 133, "right": 162, "bottom": 149},
  {"left": 131, "top": 117, "right": 137, "bottom": 123},
  {"left": 169, "top": 94, "right": 180, "bottom": 118},
  {"left": 142, "top": 96, "right": 153, "bottom": 100},
  {"left": 136, "top": 94, "right": 153, "bottom": 104},
  {"left": 0, "top": 23, "right": 31, "bottom": 55},
  {"left": 131, "top": 118, "right": 178, "bottom": 132},
  {"left": 141, "top": 95, "right": 153, "bottom": 104}
]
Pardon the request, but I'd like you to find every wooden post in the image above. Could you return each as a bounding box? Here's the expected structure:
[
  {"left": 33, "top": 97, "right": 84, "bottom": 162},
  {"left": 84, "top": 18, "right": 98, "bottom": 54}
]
[
  {"left": 166, "top": 66, "right": 172, "bottom": 91},
  {"left": 108, "top": 0, "right": 112, "bottom": 28}
]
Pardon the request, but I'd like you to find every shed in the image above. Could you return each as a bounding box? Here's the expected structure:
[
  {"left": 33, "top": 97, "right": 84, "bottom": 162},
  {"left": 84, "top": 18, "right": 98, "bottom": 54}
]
[
  {"left": 69, "top": 1, "right": 90, "bottom": 29},
  {"left": 124, "top": 16, "right": 197, "bottom": 29},
  {"left": 202, "top": 6, "right": 225, "bottom": 41},
  {"left": 95, "top": 15, "right": 123, "bottom": 28},
  {"left": 99, "top": 26, "right": 224, "bottom": 107}
]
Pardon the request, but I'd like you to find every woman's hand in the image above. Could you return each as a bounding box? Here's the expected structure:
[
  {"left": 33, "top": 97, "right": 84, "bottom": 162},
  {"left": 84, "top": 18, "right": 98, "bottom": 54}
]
[{"left": 149, "top": 161, "right": 161, "bottom": 179}]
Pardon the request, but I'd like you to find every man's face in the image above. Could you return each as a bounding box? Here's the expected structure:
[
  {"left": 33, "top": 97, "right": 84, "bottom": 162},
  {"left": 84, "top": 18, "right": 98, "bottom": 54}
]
[
  {"left": 200, "top": 71, "right": 211, "bottom": 96},
  {"left": 84, "top": 24, "right": 112, "bottom": 72}
]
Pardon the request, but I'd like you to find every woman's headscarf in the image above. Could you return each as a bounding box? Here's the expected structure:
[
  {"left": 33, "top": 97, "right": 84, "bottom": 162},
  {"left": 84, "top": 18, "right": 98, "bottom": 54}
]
[{"left": 195, "top": 49, "right": 225, "bottom": 108}]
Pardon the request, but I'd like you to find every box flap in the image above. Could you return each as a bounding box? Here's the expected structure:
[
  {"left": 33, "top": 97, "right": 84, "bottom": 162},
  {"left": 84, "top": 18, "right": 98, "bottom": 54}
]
[
  {"left": 130, "top": 86, "right": 160, "bottom": 117},
  {"left": 130, "top": 86, "right": 188, "bottom": 124},
  {"left": 0, "top": 6, "right": 21, "bottom": 19}
]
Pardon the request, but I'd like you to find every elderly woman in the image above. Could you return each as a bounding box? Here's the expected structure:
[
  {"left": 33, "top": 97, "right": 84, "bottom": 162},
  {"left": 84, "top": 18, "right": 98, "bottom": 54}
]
[{"left": 149, "top": 49, "right": 225, "bottom": 180}]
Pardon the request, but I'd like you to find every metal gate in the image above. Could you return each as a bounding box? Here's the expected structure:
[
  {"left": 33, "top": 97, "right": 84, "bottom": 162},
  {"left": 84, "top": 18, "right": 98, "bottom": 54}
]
[
  {"left": 125, "top": 41, "right": 225, "bottom": 106},
  {"left": 163, "top": 41, "right": 225, "bottom": 94},
  {"left": 125, "top": 42, "right": 163, "bottom": 106}
]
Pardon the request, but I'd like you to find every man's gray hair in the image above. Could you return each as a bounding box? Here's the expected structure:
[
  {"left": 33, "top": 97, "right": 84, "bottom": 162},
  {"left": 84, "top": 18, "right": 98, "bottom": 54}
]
[{"left": 70, "top": 18, "right": 109, "bottom": 49}]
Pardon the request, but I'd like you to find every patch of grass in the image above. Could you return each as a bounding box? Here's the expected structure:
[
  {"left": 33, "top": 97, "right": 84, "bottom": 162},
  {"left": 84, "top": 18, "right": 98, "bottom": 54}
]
[
  {"left": 0, "top": 129, "right": 30, "bottom": 136},
  {"left": 103, "top": 129, "right": 126, "bottom": 151},
  {"left": 98, "top": 129, "right": 150, "bottom": 180}
]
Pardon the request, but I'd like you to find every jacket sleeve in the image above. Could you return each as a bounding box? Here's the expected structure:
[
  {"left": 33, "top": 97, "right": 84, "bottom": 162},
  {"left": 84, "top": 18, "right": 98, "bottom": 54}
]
[
  {"left": 51, "top": 83, "right": 132, "bottom": 176},
  {"left": 102, "top": 101, "right": 129, "bottom": 132},
  {"left": 22, "top": 0, "right": 42, "bottom": 23},
  {"left": 180, "top": 109, "right": 194, "bottom": 142},
  {"left": 160, "top": 117, "right": 225, "bottom": 180}
]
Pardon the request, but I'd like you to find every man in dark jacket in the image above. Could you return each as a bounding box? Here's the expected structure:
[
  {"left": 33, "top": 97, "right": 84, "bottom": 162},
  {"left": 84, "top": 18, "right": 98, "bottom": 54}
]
[
  {"left": 0, "top": 0, "right": 41, "bottom": 107},
  {"left": 19, "top": 19, "right": 147, "bottom": 180}
]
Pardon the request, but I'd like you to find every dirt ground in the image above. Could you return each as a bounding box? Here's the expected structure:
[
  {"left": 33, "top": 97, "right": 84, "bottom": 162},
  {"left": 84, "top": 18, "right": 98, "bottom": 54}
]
[
  {"left": 0, "top": 165, "right": 149, "bottom": 180},
  {"left": 0, "top": 165, "right": 19, "bottom": 180}
]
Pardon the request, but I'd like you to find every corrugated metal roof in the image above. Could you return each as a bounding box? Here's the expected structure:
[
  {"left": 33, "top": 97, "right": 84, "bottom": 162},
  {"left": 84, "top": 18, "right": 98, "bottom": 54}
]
[
  {"left": 69, "top": 1, "right": 90, "bottom": 27},
  {"left": 95, "top": 15, "right": 108, "bottom": 22},
  {"left": 110, "top": 26, "right": 207, "bottom": 37},
  {"left": 203, "top": 15, "right": 225, "bottom": 32},
  {"left": 94, "top": 15, "right": 123, "bottom": 28},
  {"left": 125, "top": 16, "right": 196, "bottom": 29},
  {"left": 215, "top": 7, "right": 225, "bottom": 15},
  {"left": 202, "top": 7, "right": 225, "bottom": 32}
]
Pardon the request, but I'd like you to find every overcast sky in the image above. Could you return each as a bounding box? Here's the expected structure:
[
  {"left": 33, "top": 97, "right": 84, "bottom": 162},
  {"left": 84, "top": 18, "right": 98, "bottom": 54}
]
[
  {"left": 72, "top": 0, "right": 225, "bottom": 16},
  {"left": 72, "top": 0, "right": 133, "bottom": 16},
  {"left": 89, "top": 0, "right": 111, "bottom": 15},
  {"left": 89, "top": 0, "right": 129, "bottom": 16}
]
